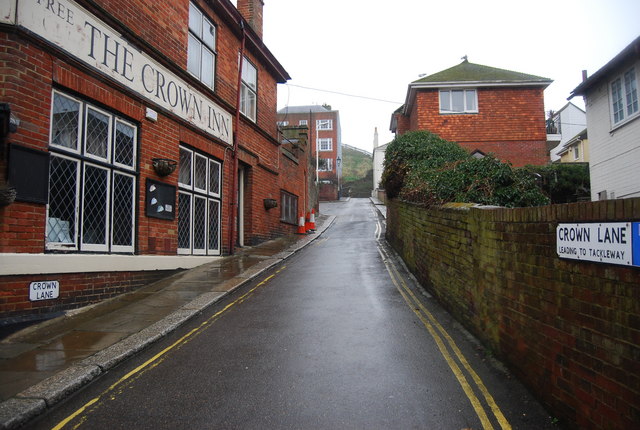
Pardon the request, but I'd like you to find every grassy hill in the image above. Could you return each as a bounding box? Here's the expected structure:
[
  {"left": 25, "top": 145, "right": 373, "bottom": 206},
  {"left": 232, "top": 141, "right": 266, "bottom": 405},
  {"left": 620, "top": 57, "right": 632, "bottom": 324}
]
[{"left": 342, "top": 144, "right": 373, "bottom": 197}]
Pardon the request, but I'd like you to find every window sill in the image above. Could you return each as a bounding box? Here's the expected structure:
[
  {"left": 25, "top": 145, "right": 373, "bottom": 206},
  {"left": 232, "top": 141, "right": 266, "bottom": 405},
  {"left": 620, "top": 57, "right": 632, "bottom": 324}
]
[
  {"left": 0, "top": 253, "right": 221, "bottom": 276},
  {"left": 610, "top": 112, "right": 639, "bottom": 133},
  {"left": 439, "top": 111, "right": 479, "bottom": 115}
]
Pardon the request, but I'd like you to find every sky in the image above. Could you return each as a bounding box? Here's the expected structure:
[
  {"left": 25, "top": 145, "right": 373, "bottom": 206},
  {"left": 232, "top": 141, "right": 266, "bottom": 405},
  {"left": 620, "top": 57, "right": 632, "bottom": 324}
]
[{"left": 253, "top": 0, "right": 640, "bottom": 153}]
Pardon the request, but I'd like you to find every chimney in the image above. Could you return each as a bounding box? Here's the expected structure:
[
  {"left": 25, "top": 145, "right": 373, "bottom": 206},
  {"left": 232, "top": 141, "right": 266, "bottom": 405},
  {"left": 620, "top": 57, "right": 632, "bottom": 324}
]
[
  {"left": 237, "top": 0, "right": 264, "bottom": 39},
  {"left": 373, "top": 127, "right": 379, "bottom": 149},
  {"left": 582, "top": 69, "right": 588, "bottom": 82}
]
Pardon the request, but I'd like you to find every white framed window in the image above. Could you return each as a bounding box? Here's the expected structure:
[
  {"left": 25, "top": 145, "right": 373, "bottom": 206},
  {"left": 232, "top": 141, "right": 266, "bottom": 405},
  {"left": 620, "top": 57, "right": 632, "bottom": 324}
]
[
  {"left": 611, "top": 67, "right": 638, "bottom": 125},
  {"left": 439, "top": 89, "right": 478, "bottom": 113},
  {"left": 280, "top": 190, "right": 298, "bottom": 224},
  {"left": 188, "top": 2, "right": 216, "bottom": 89},
  {"left": 178, "top": 145, "right": 221, "bottom": 255},
  {"left": 573, "top": 145, "right": 580, "bottom": 160},
  {"left": 277, "top": 121, "right": 288, "bottom": 127},
  {"left": 240, "top": 56, "right": 257, "bottom": 121},
  {"left": 299, "top": 120, "right": 308, "bottom": 126},
  {"left": 47, "top": 91, "right": 137, "bottom": 253},
  {"left": 318, "top": 158, "right": 333, "bottom": 172},
  {"left": 316, "top": 119, "right": 332, "bottom": 130},
  {"left": 318, "top": 138, "right": 332, "bottom": 151}
]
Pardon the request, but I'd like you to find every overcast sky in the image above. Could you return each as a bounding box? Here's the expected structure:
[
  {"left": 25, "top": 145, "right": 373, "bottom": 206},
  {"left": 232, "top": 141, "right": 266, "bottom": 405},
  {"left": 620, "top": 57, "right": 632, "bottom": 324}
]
[{"left": 256, "top": 0, "right": 640, "bottom": 153}]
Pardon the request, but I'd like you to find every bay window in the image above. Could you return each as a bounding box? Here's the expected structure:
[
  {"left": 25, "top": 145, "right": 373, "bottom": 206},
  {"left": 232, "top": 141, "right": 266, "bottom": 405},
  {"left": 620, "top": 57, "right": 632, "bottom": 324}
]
[
  {"left": 47, "top": 91, "right": 137, "bottom": 253},
  {"left": 611, "top": 67, "right": 638, "bottom": 125}
]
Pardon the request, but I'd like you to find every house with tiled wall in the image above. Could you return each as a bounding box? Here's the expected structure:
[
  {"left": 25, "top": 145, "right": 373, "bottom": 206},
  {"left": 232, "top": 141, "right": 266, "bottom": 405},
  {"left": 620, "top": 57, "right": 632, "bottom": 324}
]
[
  {"left": 277, "top": 105, "right": 342, "bottom": 200},
  {"left": 0, "top": 0, "right": 313, "bottom": 326},
  {"left": 390, "top": 59, "right": 552, "bottom": 167}
]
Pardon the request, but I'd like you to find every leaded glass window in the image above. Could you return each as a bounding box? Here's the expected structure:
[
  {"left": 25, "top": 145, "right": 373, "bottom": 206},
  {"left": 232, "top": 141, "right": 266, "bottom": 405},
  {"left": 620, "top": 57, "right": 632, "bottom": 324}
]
[
  {"left": 178, "top": 145, "right": 222, "bottom": 255},
  {"left": 46, "top": 90, "right": 137, "bottom": 253}
]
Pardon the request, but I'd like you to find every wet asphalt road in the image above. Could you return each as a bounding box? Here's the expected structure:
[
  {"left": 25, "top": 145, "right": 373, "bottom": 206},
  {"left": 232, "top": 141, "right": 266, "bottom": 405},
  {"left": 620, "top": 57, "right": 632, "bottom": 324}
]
[{"left": 31, "top": 198, "right": 556, "bottom": 429}]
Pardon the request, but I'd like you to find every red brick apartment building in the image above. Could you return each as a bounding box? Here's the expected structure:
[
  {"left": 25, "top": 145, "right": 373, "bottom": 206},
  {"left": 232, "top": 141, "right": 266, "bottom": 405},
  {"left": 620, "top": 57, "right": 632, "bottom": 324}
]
[
  {"left": 0, "top": 0, "right": 314, "bottom": 325},
  {"left": 391, "top": 60, "right": 552, "bottom": 166},
  {"left": 277, "top": 105, "right": 342, "bottom": 200}
]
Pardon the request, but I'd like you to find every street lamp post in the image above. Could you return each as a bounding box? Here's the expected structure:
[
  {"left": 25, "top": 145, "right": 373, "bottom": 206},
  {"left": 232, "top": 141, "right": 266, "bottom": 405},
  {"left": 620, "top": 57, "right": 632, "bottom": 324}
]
[{"left": 336, "top": 156, "right": 341, "bottom": 200}]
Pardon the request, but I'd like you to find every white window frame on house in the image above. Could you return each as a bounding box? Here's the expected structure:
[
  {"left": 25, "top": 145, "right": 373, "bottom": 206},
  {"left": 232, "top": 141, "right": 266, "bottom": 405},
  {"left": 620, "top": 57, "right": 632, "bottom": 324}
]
[
  {"left": 439, "top": 89, "right": 478, "bottom": 114},
  {"left": 573, "top": 144, "right": 580, "bottom": 160},
  {"left": 299, "top": 120, "right": 308, "bottom": 126},
  {"left": 318, "top": 158, "right": 333, "bottom": 172},
  {"left": 240, "top": 56, "right": 257, "bottom": 122},
  {"left": 316, "top": 119, "right": 333, "bottom": 130},
  {"left": 318, "top": 138, "right": 333, "bottom": 151},
  {"left": 187, "top": 2, "right": 216, "bottom": 89},
  {"left": 280, "top": 190, "right": 298, "bottom": 225},
  {"left": 47, "top": 90, "right": 137, "bottom": 253},
  {"left": 277, "top": 121, "right": 288, "bottom": 127},
  {"left": 610, "top": 66, "right": 638, "bottom": 126},
  {"left": 178, "top": 146, "right": 222, "bottom": 255}
]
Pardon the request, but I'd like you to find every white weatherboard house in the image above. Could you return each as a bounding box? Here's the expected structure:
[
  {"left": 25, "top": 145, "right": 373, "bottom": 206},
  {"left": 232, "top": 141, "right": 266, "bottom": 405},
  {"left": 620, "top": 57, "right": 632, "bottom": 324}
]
[
  {"left": 547, "top": 102, "right": 587, "bottom": 162},
  {"left": 570, "top": 36, "right": 640, "bottom": 200},
  {"left": 371, "top": 127, "right": 388, "bottom": 199}
]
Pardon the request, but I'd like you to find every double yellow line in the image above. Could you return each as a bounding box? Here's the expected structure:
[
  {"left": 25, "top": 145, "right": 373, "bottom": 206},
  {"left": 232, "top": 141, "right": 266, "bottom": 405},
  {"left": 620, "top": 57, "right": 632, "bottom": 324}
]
[
  {"left": 377, "top": 244, "right": 511, "bottom": 430},
  {"left": 53, "top": 267, "right": 286, "bottom": 430}
]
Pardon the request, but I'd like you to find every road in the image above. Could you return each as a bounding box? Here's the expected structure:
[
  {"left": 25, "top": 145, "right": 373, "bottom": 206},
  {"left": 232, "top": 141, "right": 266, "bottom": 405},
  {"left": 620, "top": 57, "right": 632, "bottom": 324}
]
[{"left": 31, "top": 198, "right": 556, "bottom": 429}]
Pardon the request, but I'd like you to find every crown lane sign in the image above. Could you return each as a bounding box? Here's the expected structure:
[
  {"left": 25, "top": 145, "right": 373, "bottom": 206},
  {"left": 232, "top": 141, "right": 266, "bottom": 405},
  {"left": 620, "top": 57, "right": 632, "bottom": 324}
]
[{"left": 557, "top": 222, "right": 639, "bottom": 267}]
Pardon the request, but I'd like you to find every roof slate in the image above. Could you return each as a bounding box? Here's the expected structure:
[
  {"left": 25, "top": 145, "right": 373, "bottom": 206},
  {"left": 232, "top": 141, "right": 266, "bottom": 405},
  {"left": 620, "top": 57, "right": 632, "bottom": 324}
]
[{"left": 414, "top": 60, "right": 551, "bottom": 84}]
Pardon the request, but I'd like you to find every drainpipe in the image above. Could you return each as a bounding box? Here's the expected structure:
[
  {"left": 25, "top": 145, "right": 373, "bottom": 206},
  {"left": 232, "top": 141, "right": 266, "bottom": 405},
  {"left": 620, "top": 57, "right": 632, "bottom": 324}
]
[{"left": 229, "top": 21, "right": 246, "bottom": 255}]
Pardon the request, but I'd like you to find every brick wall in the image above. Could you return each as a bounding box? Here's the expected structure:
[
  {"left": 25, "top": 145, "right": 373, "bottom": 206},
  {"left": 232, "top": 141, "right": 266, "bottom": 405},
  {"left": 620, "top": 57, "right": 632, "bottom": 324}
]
[
  {"left": 0, "top": 270, "right": 178, "bottom": 325},
  {"left": 386, "top": 198, "right": 640, "bottom": 429}
]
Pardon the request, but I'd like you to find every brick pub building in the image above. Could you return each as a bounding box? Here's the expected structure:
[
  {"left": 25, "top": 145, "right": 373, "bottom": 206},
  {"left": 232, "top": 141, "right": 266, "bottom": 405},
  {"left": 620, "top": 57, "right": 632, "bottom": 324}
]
[
  {"left": 0, "top": 0, "right": 313, "bottom": 326},
  {"left": 391, "top": 59, "right": 552, "bottom": 166},
  {"left": 277, "top": 105, "right": 342, "bottom": 201}
]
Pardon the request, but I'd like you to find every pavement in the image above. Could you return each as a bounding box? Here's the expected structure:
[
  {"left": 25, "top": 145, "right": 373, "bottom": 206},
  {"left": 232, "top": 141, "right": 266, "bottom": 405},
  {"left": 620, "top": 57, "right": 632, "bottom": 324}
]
[
  {"left": 369, "top": 195, "right": 387, "bottom": 219},
  {"left": 0, "top": 214, "right": 335, "bottom": 429}
]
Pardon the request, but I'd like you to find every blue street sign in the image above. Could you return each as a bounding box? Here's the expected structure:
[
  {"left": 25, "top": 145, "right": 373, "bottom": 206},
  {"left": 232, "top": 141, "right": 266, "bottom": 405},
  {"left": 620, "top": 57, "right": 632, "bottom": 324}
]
[{"left": 633, "top": 223, "right": 640, "bottom": 267}]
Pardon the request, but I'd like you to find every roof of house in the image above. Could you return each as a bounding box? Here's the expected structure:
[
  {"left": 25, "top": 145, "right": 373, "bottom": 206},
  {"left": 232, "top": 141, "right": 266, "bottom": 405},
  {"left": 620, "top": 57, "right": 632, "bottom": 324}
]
[
  {"left": 413, "top": 60, "right": 552, "bottom": 86},
  {"left": 398, "top": 60, "right": 552, "bottom": 118},
  {"left": 277, "top": 105, "right": 335, "bottom": 115},
  {"left": 570, "top": 35, "right": 640, "bottom": 98}
]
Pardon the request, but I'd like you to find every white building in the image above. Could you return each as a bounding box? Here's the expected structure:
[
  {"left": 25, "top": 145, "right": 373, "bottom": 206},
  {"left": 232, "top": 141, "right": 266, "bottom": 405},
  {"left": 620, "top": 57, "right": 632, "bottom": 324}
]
[
  {"left": 371, "top": 128, "right": 388, "bottom": 199},
  {"left": 547, "top": 102, "right": 587, "bottom": 162},
  {"left": 570, "top": 35, "right": 640, "bottom": 200}
]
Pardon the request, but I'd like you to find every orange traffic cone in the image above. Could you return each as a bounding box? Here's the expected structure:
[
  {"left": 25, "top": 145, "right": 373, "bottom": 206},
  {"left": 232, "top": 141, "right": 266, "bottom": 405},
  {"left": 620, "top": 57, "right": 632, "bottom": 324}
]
[
  {"left": 309, "top": 209, "right": 316, "bottom": 231},
  {"left": 297, "top": 214, "right": 306, "bottom": 234},
  {"left": 305, "top": 212, "right": 312, "bottom": 232}
]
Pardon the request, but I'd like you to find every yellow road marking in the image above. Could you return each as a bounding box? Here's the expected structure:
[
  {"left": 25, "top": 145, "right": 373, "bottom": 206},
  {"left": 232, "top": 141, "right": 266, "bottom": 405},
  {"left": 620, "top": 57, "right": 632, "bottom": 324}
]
[
  {"left": 53, "top": 268, "right": 285, "bottom": 430},
  {"left": 378, "top": 245, "right": 511, "bottom": 430}
]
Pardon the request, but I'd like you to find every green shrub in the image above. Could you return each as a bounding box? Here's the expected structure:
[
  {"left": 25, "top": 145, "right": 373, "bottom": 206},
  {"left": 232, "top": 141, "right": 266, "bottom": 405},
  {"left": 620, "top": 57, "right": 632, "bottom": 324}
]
[
  {"left": 381, "top": 131, "right": 468, "bottom": 198},
  {"left": 523, "top": 163, "right": 590, "bottom": 203},
  {"left": 382, "top": 131, "right": 550, "bottom": 207}
]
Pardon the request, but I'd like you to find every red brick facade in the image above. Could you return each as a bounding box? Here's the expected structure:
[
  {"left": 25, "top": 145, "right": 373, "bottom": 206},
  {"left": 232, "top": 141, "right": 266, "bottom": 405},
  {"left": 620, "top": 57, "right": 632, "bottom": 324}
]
[
  {"left": 0, "top": 0, "right": 310, "bottom": 324},
  {"left": 277, "top": 106, "right": 342, "bottom": 200}
]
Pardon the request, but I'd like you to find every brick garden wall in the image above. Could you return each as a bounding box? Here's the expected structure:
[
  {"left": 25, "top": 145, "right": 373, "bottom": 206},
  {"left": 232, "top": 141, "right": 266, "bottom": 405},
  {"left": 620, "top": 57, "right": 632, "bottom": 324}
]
[{"left": 386, "top": 198, "right": 640, "bottom": 429}]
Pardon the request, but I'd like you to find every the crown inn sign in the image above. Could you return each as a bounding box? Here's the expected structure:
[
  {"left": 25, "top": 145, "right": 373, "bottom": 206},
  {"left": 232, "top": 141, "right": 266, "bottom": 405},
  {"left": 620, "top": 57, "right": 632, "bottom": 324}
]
[
  {"left": 557, "top": 222, "right": 640, "bottom": 267},
  {"left": 15, "top": 0, "right": 232, "bottom": 145}
]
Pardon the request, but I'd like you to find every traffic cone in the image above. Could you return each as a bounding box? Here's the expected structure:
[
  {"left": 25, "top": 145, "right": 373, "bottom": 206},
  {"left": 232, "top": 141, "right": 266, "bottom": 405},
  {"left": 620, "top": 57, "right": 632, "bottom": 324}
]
[
  {"left": 297, "top": 214, "right": 306, "bottom": 234},
  {"left": 305, "top": 212, "right": 312, "bottom": 232},
  {"left": 309, "top": 209, "right": 316, "bottom": 231}
]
